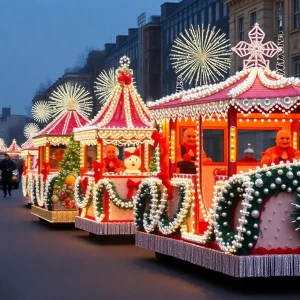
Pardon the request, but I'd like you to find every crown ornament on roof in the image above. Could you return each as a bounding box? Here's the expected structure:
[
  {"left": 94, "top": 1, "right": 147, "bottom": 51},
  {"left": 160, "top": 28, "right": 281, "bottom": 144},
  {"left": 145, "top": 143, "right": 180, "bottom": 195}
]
[
  {"left": 232, "top": 23, "right": 282, "bottom": 69},
  {"left": 117, "top": 56, "right": 133, "bottom": 86}
]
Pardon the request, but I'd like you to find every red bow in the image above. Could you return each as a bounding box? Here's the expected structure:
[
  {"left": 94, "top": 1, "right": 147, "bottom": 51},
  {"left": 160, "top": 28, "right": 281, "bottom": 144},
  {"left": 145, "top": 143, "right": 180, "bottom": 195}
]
[
  {"left": 151, "top": 131, "right": 163, "bottom": 149},
  {"left": 117, "top": 72, "right": 132, "bottom": 85},
  {"left": 40, "top": 161, "right": 50, "bottom": 182},
  {"left": 126, "top": 179, "right": 142, "bottom": 199},
  {"left": 80, "top": 177, "right": 88, "bottom": 196},
  {"left": 23, "top": 165, "right": 27, "bottom": 176},
  {"left": 124, "top": 148, "right": 140, "bottom": 158},
  {"left": 92, "top": 160, "right": 104, "bottom": 183},
  {"left": 64, "top": 199, "right": 75, "bottom": 209}
]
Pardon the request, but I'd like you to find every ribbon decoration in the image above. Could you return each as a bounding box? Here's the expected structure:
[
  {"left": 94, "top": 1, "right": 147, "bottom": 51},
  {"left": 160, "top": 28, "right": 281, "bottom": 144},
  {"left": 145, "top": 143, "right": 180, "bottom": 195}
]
[
  {"left": 124, "top": 148, "right": 140, "bottom": 158},
  {"left": 151, "top": 130, "right": 173, "bottom": 200},
  {"left": 117, "top": 71, "right": 132, "bottom": 85},
  {"left": 80, "top": 177, "right": 88, "bottom": 196},
  {"left": 40, "top": 161, "right": 50, "bottom": 182},
  {"left": 23, "top": 165, "right": 27, "bottom": 176},
  {"left": 92, "top": 160, "right": 104, "bottom": 183},
  {"left": 126, "top": 179, "right": 142, "bottom": 199},
  {"left": 64, "top": 199, "right": 76, "bottom": 209}
]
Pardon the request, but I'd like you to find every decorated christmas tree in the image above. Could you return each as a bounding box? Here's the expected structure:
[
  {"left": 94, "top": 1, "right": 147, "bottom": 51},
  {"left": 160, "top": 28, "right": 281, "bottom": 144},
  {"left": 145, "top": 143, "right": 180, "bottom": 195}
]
[
  {"left": 52, "top": 133, "right": 80, "bottom": 209},
  {"left": 149, "top": 148, "right": 158, "bottom": 172}
]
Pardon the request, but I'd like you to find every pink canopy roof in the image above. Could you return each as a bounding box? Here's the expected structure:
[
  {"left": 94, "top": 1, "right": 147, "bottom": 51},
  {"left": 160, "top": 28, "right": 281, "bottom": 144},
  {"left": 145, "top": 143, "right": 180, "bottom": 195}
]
[
  {"left": 88, "top": 66, "right": 152, "bottom": 130},
  {"left": 7, "top": 139, "right": 22, "bottom": 153},
  {"left": 35, "top": 110, "right": 89, "bottom": 137},
  {"left": 21, "top": 137, "right": 37, "bottom": 151}
]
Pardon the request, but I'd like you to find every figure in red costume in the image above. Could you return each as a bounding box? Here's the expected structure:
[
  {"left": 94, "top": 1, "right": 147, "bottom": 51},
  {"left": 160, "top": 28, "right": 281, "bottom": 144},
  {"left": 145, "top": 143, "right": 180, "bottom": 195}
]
[
  {"left": 102, "top": 145, "right": 126, "bottom": 173},
  {"left": 239, "top": 144, "right": 258, "bottom": 163},
  {"left": 261, "top": 130, "right": 300, "bottom": 166},
  {"left": 176, "top": 128, "right": 212, "bottom": 174}
]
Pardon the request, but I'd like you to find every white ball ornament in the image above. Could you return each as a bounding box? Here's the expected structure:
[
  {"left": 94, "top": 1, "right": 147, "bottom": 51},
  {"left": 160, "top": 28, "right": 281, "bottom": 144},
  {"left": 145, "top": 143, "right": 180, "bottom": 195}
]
[
  {"left": 281, "top": 184, "right": 286, "bottom": 190},
  {"left": 253, "top": 235, "right": 258, "bottom": 240},
  {"left": 266, "top": 171, "right": 272, "bottom": 177},
  {"left": 293, "top": 180, "right": 298, "bottom": 186},
  {"left": 222, "top": 212, "right": 227, "bottom": 217},
  {"left": 257, "top": 198, "right": 262, "bottom": 204},
  {"left": 227, "top": 201, "right": 232, "bottom": 205},
  {"left": 287, "top": 187, "right": 292, "bottom": 193},
  {"left": 254, "top": 191, "right": 260, "bottom": 197},
  {"left": 297, "top": 187, "right": 300, "bottom": 193},
  {"left": 270, "top": 183, "right": 276, "bottom": 189},
  {"left": 248, "top": 243, "right": 253, "bottom": 248},
  {"left": 255, "top": 178, "right": 264, "bottom": 188},
  {"left": 246, "top": 230, "right": 251, "bottom": 236},
  {"left": 253, "top": 223, "right": 259, "bottom": 228},
  {"left": 263, "top": 188, "right": 269, "bottom": 194},
  {"left": 278, "top": 169, "right": 283, "bottom": 175},
  {"left": 275, "top": 177, "right": 282, "bottom": 184},
  {"left": 223, "top": 222, "right": 228, "bottom": 226},
  {"left": 297, "top": 171, "right": 300, "bottom": 177},
  {"left": 230, "top": 193, "right": 234, "bottom": 198},
  {"left": 286, "top": 171, "right": 294, "bottom": 179},
  {"left": 251, "top": 210, "right": 260, "bottom": 218}
]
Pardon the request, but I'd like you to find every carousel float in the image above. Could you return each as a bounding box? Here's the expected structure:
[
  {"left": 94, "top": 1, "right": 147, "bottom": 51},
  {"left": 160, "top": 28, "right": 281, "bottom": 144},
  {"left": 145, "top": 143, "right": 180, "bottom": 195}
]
[{"left": 134, "top": 24, "right": 300, "bottom": 277}]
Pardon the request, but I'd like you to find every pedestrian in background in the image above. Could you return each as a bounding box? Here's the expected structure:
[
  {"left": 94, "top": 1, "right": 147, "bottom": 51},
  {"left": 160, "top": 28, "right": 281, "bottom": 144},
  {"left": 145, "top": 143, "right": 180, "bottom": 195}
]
[{"left": 0, "top": 153, "right": 16, "bottom": 197}]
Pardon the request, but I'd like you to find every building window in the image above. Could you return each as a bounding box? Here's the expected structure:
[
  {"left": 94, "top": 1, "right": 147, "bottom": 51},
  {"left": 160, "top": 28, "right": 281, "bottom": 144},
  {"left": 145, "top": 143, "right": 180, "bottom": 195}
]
[
  {"left": 223, "top": 3, "right": 228, "bottom": 17},
  {"left": 294, "top": 57, "right": 300, "bottom": 77},
  {"left": 216, "top": 2, "right": 220, "bottom": 21},
  {"left": 201, "top": 9, "right": 205, "bottom": 24},
  {"left": 276, "top": 2, "right": 284, "bottom": 33},
  {"left": 250, "top": 11, "right": 256, "bottom": 27},
  {"left": 294, "top": 0, "right": 300, "bottom": 29},
  {"left": 194, "top": 14, "right": 198, "bottom": 27},
  {"left": 208, "top": 5, "right": 212, "bottom": 24},
  {"left": 239, "top": 17, "right": 244, "bottom": 41}
]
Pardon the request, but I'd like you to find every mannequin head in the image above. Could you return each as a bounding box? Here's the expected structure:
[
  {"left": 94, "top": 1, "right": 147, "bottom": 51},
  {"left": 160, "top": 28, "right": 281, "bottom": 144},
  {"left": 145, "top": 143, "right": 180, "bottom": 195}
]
[
  {"left": 183, "top": 128, "right": 196, "bottom": 147},
  {"left": 275, "top": 130, "right": 291, "bottom": 149},
  {"left": 105, "top": 145, "right": 118, "bottom": 160}
]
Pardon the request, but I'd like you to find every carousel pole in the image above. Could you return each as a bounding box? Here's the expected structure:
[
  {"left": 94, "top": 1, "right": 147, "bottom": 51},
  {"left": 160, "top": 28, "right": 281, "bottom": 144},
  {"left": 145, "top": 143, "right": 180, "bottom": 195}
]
[{"left": 228, "top": 107, "right": 237, "bottom": 177}]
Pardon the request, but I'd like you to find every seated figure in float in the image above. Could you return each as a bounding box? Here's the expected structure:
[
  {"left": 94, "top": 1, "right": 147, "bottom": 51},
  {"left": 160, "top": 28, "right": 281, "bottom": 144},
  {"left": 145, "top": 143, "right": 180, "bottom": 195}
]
[
  {"left": 102, "top": 145, "right": 126, "bottom": 173},
  {"left": 261, "top": 130, "right": 300, "bottom": 166},
  {"left": 239, "top": 144, "right": 258, "bottom": 163},
  {"left": 176, "top": 128, "right": 212, "bottom": 174},
  {"left": 123, "top": 147, "right": 142, "bottom": 175}
]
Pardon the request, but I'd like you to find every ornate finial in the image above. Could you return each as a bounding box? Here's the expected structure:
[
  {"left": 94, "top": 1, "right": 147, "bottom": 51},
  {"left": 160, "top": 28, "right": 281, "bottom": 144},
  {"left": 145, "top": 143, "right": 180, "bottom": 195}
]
[
  {"left": 232, "top": 23, "right": 282, "bottom": 69},
  {"left": 244, "top": 143, "right": 254, "bottom": 153},
  {"left": 119, "top": 56, "right": 131, "bottom": 68}
]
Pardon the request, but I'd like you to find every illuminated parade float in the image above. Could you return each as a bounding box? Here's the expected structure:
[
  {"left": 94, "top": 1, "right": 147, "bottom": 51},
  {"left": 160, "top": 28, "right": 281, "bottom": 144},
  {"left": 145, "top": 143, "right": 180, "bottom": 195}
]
[
  {"left": 134, "top": 24, "right": 300, "bottom": 277},
  {"left": 73, "top": 56, "right": 154, "bottom": 236},
  {"left": 21, "top": 123, "right": 40, "bottom": 205},
  {"left": 30, "top": 83, "right": 92, "bottom": 223}
]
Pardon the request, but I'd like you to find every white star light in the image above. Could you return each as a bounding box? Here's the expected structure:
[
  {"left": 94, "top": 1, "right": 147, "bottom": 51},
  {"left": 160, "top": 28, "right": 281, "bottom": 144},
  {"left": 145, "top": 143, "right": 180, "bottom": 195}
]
[
  {"left": 170, "top": 24, "right": 231, "bottom": 86},
  {"left": 31, "top": 101, "right": 52, "bottom": 123},
  {"left": 232, "top": 23, "right": 282, "bottom": 69},
  {"left": 49, "top": 82, "right": 93, "bottom": 118},
  {"left": 94, "top": 68, "right": 117, "bottom": 104},
  {"left": 24, "top": 123, "right": 40, "bottom": 138}
]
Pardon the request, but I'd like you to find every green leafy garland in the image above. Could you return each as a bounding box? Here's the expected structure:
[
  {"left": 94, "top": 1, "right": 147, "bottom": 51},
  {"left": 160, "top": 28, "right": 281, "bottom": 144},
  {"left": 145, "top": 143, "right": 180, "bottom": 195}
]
[
  {"left": 31, "top": 176, "right": 38, "bottom": 206},
  {"left": 214, "top": 163, "right": 300, "bottom": 255},
  {"left": 74, "top": 177, "right": 93, "bottom": 209},
  {"left": 93, "top": 179, "right": 135, "bottom": 222},
  {"left": 44, "top": 175, "right": 58, "bottom": 211}
]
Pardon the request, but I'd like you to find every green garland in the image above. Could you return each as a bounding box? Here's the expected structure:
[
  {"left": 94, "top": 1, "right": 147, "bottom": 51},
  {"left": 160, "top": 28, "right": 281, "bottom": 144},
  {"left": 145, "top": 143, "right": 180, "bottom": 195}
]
[
  {"left": 74, "top": 178, "right": 93, "bottom": 208},
  {"left": 215, "top": 164, "right": 300, "bottom": 255},
  {"left": 44, "top": 176, "right": 58, "bottom": 211},
  {"left": 31, "top": 177, "right": 38, "bottom": 206},
  {"left": 134, "top": 181, "right": 162, "bottom": 231}
]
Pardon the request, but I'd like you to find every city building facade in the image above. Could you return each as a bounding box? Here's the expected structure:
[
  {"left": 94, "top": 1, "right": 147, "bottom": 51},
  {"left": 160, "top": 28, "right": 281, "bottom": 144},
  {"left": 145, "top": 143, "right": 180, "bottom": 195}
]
[{"left": 225, "top": 0, "right": 300, "bottom": 77}]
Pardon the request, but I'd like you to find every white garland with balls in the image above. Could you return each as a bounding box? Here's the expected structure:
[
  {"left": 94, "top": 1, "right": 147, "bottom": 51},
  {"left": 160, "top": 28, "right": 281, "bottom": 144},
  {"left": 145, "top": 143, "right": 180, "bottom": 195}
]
[
  {"left": 22, "top": 174, "right": 29, "bottom": 197},
  {"left": 44, "top": 174, "right": 58, "bottom": 210},
  {"left": 133, "top": 177, "right": 165, "bottom": 233},
  {"left": 158, "top": 178, "right": 194, "bottom": 235},
  {"left": 34, "top": 175, "right": 46, "bottom": 207},
  {"left": 74, "top": 176, "right": 94, "bottom": 209}
]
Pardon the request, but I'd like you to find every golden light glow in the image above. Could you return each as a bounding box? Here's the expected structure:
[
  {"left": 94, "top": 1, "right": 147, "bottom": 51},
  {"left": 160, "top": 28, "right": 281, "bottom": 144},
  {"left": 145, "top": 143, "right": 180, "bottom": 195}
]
[
  {"left": 170, "top": 130, "right": 176, "bottom": 163},
  {"left": 293, "top": 132, "right": 298, "bottom": 149},
  {"left": 230, "top": 126, "right": 236, "bottom": 163}
]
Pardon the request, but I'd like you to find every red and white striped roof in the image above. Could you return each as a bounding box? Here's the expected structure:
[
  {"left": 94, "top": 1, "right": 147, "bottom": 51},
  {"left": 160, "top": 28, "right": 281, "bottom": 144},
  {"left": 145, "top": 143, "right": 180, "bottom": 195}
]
[
  {"left": 21, "top": 137, "right": 37, "bottom": 151},
  {"left": 34, "top": 110, "right": 89, "bottom": 137},
  {"left": 7, "top": 139, "right": 22, "bottom": 153}
]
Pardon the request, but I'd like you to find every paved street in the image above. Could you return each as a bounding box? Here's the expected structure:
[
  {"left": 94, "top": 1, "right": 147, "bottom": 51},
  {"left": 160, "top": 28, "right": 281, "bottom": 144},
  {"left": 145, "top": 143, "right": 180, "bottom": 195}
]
[{"left": 0, "top": 187, "right": 300, "bottom": 300}]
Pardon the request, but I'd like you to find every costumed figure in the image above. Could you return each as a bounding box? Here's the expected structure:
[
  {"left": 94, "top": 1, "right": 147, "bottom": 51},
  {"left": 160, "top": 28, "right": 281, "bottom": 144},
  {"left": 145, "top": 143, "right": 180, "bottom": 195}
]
[
  {"left": 176, "top": 128, "right": 212, "bottom": 174},
  {"left": 239, "top": 144, "right": 258, "bottom": 163},
  {"left": 123, "top": 147, "right": 142, "bottom": 175},
  {"left": 261, "top": 130, "right": 300, "bottom": 166},
  {"left": 0, "top": 153, "right": 16, "bottom": 197},
  {"left": 102, "top": 145, "right": 126, "bottom": 173}
]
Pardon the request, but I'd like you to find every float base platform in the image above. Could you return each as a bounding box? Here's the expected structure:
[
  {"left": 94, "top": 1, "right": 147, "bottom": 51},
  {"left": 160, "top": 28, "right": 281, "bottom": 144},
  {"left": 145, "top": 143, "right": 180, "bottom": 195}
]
[
  {"left": 31, "top": 205, "right": 78, "bottom": 223},
  {"left": 75, "top": 216, "right": 136, "bottom": 235},
  {"left": 136, "top": 231, "right": 300, "bottom": 278}
]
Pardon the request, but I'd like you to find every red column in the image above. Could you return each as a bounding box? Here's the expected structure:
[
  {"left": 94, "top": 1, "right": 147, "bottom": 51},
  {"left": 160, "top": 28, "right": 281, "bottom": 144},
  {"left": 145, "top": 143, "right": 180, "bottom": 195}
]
[{"left": 228, "top": 107, "right": 237, "bottom": 177}]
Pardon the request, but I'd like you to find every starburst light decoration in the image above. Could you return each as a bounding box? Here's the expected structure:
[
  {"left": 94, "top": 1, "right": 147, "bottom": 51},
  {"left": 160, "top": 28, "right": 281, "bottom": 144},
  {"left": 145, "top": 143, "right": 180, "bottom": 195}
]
[
  {"left": 24, "top": 123, "right": 40, "bottom": 139},
  {"left": 170, "top": 24, "right": 231, "bottom": 86},
  {"left": 94, "top": 68, "right": 117, "bottom": 104},
  {"left": 49, "top": 82, "right": 93, "bottom": 118},
  {"left": 0, "top": 138, "right": 6, "bottom": 149},
  {"left": 31, "top": 101, "right": 52, "bottom": 123},
  {"left": 232, "top": 23, "right": 282, "bottom": 69}
]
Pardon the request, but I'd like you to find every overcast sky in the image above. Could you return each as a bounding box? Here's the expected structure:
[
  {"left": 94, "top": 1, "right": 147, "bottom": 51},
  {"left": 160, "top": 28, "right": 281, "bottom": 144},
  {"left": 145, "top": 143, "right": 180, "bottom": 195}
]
[{"left": 0, "top": 0, "right": 171, "bottom": 115}]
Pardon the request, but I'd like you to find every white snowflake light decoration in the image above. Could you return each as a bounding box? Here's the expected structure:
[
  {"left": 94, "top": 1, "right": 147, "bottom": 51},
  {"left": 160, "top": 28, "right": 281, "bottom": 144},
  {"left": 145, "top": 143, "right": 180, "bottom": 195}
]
[
  {"left": 170, "top": 24, "right": 231, "bottom": 86},
  {"left": 31, "top": 101, "right": 52, "bottom": 123},
  {"left": 24, "top": 123, "right": 40, "bottom": 138},
  {"left": 94, "top": 68, "right": 117, "bottom": 104},
  {"left": 0, "top": 138, "right": 6, "bottom": 148},
  {"left": 49, "top": 82, "right": 93, "bottom": 118},
  {"left": 232, "top": 23, "right": 282, "bottom": 69}
]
